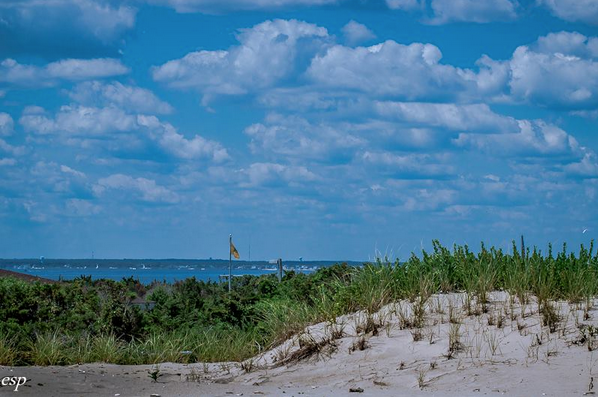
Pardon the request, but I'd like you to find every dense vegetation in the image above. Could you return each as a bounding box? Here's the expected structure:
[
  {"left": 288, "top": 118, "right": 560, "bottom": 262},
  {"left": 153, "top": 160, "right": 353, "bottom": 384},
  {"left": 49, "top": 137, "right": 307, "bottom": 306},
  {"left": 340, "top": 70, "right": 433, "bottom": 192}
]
[{"left": 0, "top": 240, "right": 597, "bottom": 366}]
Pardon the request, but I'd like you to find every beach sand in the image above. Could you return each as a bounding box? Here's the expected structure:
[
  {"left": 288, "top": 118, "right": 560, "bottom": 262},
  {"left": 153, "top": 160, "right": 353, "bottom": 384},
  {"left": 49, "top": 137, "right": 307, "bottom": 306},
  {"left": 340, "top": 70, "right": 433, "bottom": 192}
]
[{"left": 3, "top": 292, "right": 597, "bottom": 396}]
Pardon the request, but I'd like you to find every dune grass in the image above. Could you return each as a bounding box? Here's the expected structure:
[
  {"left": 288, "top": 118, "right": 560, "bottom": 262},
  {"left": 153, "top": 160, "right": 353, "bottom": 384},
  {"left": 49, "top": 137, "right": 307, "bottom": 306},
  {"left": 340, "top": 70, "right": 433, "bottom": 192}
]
[{"left": 0, "top": 240, "right": 596, "bottom": 365}]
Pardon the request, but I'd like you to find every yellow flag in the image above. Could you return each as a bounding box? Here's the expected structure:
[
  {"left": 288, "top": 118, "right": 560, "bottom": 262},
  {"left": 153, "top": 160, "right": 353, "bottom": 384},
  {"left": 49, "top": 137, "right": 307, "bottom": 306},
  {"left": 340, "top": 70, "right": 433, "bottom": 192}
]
[{"left": 230, "top": 241, "right": 240, "bottom": 259}]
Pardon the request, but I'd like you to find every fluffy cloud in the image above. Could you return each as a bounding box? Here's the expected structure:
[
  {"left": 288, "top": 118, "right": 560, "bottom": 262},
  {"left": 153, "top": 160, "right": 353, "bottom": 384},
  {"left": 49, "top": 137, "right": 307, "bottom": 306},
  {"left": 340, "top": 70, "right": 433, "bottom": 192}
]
[
  {"left": 341, "top": 21, "right": 376, "bottom": 45},
  {"left": 402, "top": 188, "right": 457, "bottom": 211},
  {"left": 509, "top": 39, "right": 598, "bottom": 109},
  {"left": 137, "top": 116, "right": 229, "bottom": 162},
  {"left": 245, "top": 114, "right": 364, "bottom": 162},
  {"left": 69, "top": 81, "right": 173, "bottom": 114},
  {"left": 0, "top": 0, "right": 136, "bottom": 57},
  {"left": 153, "top": 21, "right": 598, "bottom": 111},
  {"left": 0, "top": 113, "right": 14, "bottom": 136},
  {"left": 539, "top": 0, "right": 598, "bottom": 25},
  {"left": 154, "top": 19, "right": 551, "bottom": 105},
  {"left": 146, "top": 0, "right": 338, "bottom": 13},
  {"left": 306, "top": 40, "right": 476, "bottom": 100},
  {"left": 427, "top": 0, "right": 518, "bottom": 24},
  {"left": 242, "top": 162, "right": 318, "bottom": 187},
  {"left": 0, "top": 158, "right": 16, "bottom": 166},
  {"left": 30, "top": 161, "right": 89, "bottom": 195},
  {"left": 374, "top": 102, "right": 518, "bottom": 133},
  {"left": 65, "top": 199, "right": 102, "bottom": 216},
  {"left": 20, "top": 106, "right": 228, "bottom": 162},
  {"left": 20, "top": 106, "right": 137, "bottom": 136},
  {"left": 454, "top": 120, "right": 583, "bottom": 158},
  {"left": 46, "top": 59, "right": 130, "bottom": 80},
  {"left": 565, "top": 153, "right": 598, "bottom": 178},
  {"left": 0, "top": 58, "right": 129, "bottom": 86},
  {"left": 0, "top": 139, "right": 25, "bottom": 156},
  {"left": 93, "top": 174, "right": 180, "bottom": 203},
  {"left": 459, "top": 31, "right": 598, "bottom": 110},
  {"left": 361, "top": 151, "right": 455, "bottom": 179},
  {"left": 152, "top": 19, "right": 329, "bottom": 102},
  {"left": 535, "top": 31, "right": 598, "bottom": 59},
  {"left": 471, "top": 55, "right": 511, "bottom": 98},
  {"left": 385, "top": 0, "right": 422, "bottom": 11}
]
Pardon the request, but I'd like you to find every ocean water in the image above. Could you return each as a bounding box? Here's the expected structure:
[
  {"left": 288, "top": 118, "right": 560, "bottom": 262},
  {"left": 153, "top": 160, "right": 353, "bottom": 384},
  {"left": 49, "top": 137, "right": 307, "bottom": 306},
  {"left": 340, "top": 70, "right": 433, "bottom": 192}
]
[{"left": 0, "top": 259, "right": 360, "bottom": 284}]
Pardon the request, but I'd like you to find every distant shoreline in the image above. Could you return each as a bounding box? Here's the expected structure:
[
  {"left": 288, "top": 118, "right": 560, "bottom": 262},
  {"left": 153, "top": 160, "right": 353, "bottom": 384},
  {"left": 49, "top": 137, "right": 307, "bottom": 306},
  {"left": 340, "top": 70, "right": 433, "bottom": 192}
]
[
  {"left": 0, "top": 258, "right": 364, "bottom": 284},
  {"left": 0, "top": 258, "right": 364, "bottom": 264}
]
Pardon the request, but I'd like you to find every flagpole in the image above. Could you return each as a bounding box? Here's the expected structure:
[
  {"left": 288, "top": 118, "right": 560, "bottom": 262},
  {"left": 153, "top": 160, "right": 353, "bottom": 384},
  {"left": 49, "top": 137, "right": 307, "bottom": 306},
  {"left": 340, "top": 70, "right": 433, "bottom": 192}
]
[{"left": 229, "top": 234, "right": 232, "bottom": 292}]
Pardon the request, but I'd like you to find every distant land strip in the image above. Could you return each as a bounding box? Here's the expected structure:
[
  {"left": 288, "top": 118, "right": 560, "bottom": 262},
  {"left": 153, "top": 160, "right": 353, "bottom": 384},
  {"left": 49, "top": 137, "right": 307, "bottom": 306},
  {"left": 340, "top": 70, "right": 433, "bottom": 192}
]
[{"left": 0, "top": 269, "right": 56, "bottom": 284}]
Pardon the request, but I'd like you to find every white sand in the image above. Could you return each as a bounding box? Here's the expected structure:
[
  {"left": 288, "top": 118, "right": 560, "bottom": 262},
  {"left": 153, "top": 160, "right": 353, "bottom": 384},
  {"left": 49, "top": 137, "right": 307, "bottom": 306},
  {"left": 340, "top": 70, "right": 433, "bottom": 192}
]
[{"left": 3, "top": 291, "right": 598, "bottom": 396}]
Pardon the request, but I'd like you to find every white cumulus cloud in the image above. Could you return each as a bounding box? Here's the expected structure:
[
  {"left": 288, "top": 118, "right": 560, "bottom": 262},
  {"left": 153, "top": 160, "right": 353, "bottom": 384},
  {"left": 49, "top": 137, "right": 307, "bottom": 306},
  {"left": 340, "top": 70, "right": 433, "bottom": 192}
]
[
  {"left": 539, "top": 0, "right": 598, "bottom": 25},
  {"left": 535, "top": 31, "right": 598, "bottom": 59},
  {"left": 145, "top": 0, "right": 338, "bottom": 13},
  {"left": 0, "top": 58, "right": 129, "bottom": 86},
  {"left": 242, "top": 162, "right": 317, "bottom": 187},
  {"left": 20, "top": 105, "right": 137, "bottom": 136},
  {"left": 65, "top": 198, "right": 102, "bottom": 217},
  {"left": 565, "top": 153, "right": 598, "bottom": 178},
  {"left": 69, "top": 81, "right": 173, "bottom": 114},
  {"left": 137, "top": 115, "right": 229, "bottom": 162},
  {"left": 0, "top": 113, "right": 14, "bottom": 136},
  {"left": 374, "top": 102, "right": 518, "bottom": 133},
  {"left": 93, "top": 174, "right": 180, "bottom": 204},
  {"left": 385, "top": 0, "right": 422, "bottom": 11},
  {"left": 307, "top": 40, "right": 475, "bottom": 100},
  {"left": 361, "top": 151, "right": 455, "bottom": 179},
  {"left": 244, "top": 113, "right": 364, "bottom": 162},
  {"left": 454, "top": 120, "right": 583, "bottom": 158},
  {"left": 20, "top": 105, "right": 228, "bottom": 162},
  {"left": 0, "top": 158, "right": 16, "bottom": 166},
  {"left": 0, "top": 139, "right": 25, "bottom": 156},
  {"left": 509, "top": 40, "right": 598, "bottom": 109},
  {"left": 152, "top": 19, "right": 329, "bottom": 102},
  {"left": 0, "top": 0, "right": 136, "bottom": 42},
  {"left": 428, "top": 0, "right": 518, "bottom": 24},
  {"left": 341, "top": 21, "right": 376, "bottom": 45}
]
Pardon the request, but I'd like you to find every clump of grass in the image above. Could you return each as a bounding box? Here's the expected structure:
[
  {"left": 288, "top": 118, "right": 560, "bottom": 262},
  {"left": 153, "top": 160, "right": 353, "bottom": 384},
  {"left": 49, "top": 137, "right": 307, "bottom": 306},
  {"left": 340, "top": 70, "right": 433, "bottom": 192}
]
[
  {"left": 355, "top": 314, "right": 382, "bottom": 336},
  {"left": 128, "top": 331, "right": 190, "bottom": 364},
  {"left": 541, "top": 301, "right": 560, "bottom": 333},
  {"left": 191, "top": 327, "right": 261, "bottom": 363},
  {"left": 448, "top": 301, "right": 461, "bottom": 324},
  {"left": 65, "top": 333, "right": 92, "bottom": 364},
  {"left": 278, "top": 332, "right": 337, "bottom": 366},
  {"left": 349, "top": 336, "right": 369, "bottom": 353},
  {"left": 445, "top": 323, "right": 463, "bottom": 359},
  {"left": 186, "top": 367, "right": 201, "bottom": 383},
  {"left": 417, "top": 367, "right": 428, "bottom": 389},
  {"left": 412, "top": 297, "right": 427, "bottom": 329},
  {"left": 91, "top": 333, "right": 125, "bottom": 363},
  {"left": 410, "top": 329, "right": 424, "bottom": 342},
  {"left": 240, "top": 358, "right": 255, "bottom": 373},
  {"left": 0, "top": 333, "right": 18, "bottom": 366},
  {"left": 28, "top": 331, "right": 67, "bottom": 365},
  {"left": 496, "top": 312, "right": 505, "bottom": 328},
  {"left": 575, "top": 325, "right": 598, "bottom": 351},
  {"left": 148, "top": 364, "right": 162, "bottom": 382},
  {"left": 326, "top": 321, "right": 346, "bottom": 340},
  {"left": 254, "top": 298, "right": 315, "bottom": 348}
]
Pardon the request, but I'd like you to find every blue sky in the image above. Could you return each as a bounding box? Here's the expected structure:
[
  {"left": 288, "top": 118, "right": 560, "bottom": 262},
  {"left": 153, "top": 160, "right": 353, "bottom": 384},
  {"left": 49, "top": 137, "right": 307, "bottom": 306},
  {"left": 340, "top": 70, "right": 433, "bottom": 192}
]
[{"left": 0, "top": 0, "right": 597, "bottom": 260}]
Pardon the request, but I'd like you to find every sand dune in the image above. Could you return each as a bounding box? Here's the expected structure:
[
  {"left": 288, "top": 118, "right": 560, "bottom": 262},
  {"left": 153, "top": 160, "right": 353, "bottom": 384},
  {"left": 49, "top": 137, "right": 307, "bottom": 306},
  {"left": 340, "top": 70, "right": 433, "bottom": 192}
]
[{"left": 3, "top": 291, "right": 597, "bottom": 396}]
